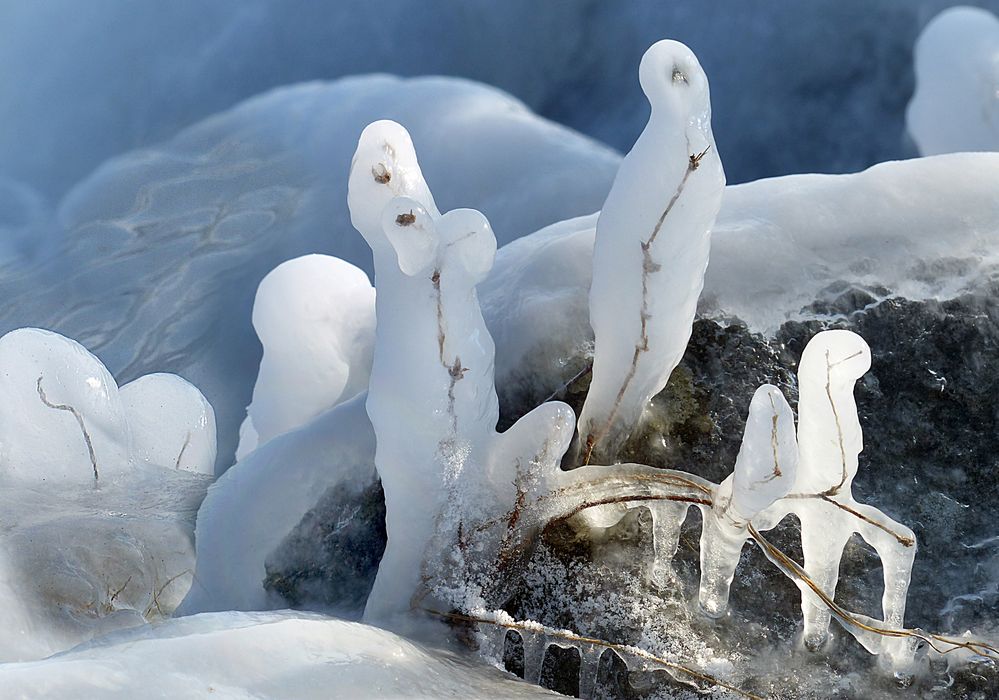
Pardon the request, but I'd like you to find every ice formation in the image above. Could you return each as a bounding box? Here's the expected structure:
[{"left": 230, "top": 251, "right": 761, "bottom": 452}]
[
  {"left": 346, "top": 121, "right": 575, "bottom": 621},
  {"left": 236, "top": 254, "right": 374, "bottom": 459},
  {"left": 121, "top": 373, "right": 216, "bottom": 474},
  {"left": 179, "top": 394, "right": 376, "bottom": 614},
  {"left": 907, "top": 6, "right": 999, "bottom": 156},
  {"left": 0, "top": 611, "right": 557, "bottom": 698},
  {"left": 0, "top": 327, "right": 215, "bottom": 659},
  {"left": 579, "top": 39, "right": 724, "bottom": 466},
  {"left": 697, "top": 384, "right": 798, "bottom": 618}
]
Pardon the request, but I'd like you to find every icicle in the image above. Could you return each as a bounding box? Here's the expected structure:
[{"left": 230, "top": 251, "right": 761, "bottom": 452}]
[
  {"left": 477, "top": 625, "right": 510, "bottom": 668},
  {"left": 577, "top": 644, "right": 603, "bottom": 699},
  {"left": 521, "top": 631, "right": 548, "bottom": 686},
  {"left": 698, "top": 384, "right": 797, "bottom": 617}
]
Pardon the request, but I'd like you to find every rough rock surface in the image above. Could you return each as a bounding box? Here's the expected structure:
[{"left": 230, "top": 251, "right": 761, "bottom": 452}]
[{"left": 270, "top": 285, "right": 999, "bottom": 696}]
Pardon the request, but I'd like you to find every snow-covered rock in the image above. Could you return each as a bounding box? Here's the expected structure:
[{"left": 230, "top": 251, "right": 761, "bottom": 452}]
[
  {"left": 0, "top": 611, "right": 558, "bottom": 698},
  {"left": 907, "top": 6, "right": 999, "bottom": 156}
]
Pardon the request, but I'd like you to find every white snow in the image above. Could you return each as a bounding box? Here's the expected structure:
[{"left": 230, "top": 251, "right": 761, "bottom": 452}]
[
  {"left": 907, "top": 6, "right": 999, "bottom": 156},
  {"left": 121, "top": 373, "right": 216, "bottom": 474},
  {"left": 0, "top": 611, "right": 558, "bottom": 699},
  {"left": 236, "top": 254, "right": 374, "bottom": 460}
]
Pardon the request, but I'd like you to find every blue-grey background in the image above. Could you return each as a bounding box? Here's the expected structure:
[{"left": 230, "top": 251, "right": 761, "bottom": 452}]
[{"left": 3, "top": 0, "right": 999, "bottom": 203}]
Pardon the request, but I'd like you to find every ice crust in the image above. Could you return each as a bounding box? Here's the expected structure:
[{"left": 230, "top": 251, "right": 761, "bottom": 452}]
[
  {"left": 907, "top": 6, "right": 999, "bottom": 156},
  {"left": 0, "top": 611, "right": 558, "bottom": 698},
  {"left": 236, "top": 254, "right": 374, "bottom": 459}
]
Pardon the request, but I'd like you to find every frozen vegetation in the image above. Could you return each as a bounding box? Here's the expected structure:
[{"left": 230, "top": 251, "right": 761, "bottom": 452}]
[{"left": 3, "top": 5, "right": 999, "bottom": 699}]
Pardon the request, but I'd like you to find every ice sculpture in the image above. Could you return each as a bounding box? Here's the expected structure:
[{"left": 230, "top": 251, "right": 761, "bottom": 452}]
[
  {"left": 907, "top": 6, "right": 999, "bottom": 156},
  {"left": 347, "top": 120, "right": 575, "bottom": 621},
  {"left": 578, "top": 39, "right": 725, "bottom": 467},
  {"left": 121, "top": 373, "right": 217, "bottom": 474},
  {"left": 236, "top": 254, "right": 375, "bottom": 459}
]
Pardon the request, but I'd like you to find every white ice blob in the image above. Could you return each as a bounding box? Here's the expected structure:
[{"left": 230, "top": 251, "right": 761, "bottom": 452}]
[
  {"left": 579, "top": 39, "right": 725, "bottom": 466},
  {"left": 120, "top": 373, "right": 217, "bottom": 475},
  {"left": 907, "top": 6, "right": 999, "bottom": 155},
  {"left": 0, "top": 328, "right": 131, "bottom": 484},
  {"left": 236, "top": 254, "right": 375, "bottom": 459}
]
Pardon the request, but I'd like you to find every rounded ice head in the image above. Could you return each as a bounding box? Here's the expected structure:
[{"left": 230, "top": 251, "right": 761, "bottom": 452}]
[
  {"left": 380, "top": 196, "right": 439, "bottom": 276},
  {"left": 437, "top": 208, "right": 497, "bottom": 284},
  {"left": 907, "top": 6, "right": 999, "bottom": 155},
  {"left": 348, "top": 120, "right": 439, "bottom": 252},
  {"left": 0, "top": 328, "right": 131, "bottom": 484},
  {"left": 638, "top": 39, "right": 711, "bottom": 118},
  {"left": 731, "top": 384, "right": 798, "bottom": 520}
]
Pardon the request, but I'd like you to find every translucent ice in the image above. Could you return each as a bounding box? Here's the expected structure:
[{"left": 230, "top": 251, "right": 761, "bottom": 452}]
[
  {"left": 236, "top": 254, "right": 374, "bottom": 459},
  {"left": 347, "top": 121, "right": 574, "bottom": 621},
  {"left": 698, "top": 384, "right": 797, "bottom": 617},
  {"left": 579, "top": 39, "right": 725, "bottom": 465},
  {"left": 0, "top": 328, "right": 131, "bottom": 484},
  {"left": 121, "top": 373, "right": 216, "bottom": 474}
]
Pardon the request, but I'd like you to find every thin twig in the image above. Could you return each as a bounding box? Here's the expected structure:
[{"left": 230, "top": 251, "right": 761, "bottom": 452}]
[{"left": 37, "top": 375, "right": 99, "bottom": 482}]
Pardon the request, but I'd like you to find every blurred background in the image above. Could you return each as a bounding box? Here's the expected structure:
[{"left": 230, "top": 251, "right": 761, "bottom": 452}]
[{"left": 3, "top": 0, "right": 999, "bottom": 204}]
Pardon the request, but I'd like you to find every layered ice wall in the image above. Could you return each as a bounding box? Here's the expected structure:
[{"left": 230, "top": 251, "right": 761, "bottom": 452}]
[{"left": 907, "top": 6, "right": 999, "bottom": 155}]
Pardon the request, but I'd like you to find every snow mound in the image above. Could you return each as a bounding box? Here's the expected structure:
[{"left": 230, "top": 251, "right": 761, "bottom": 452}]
[
  {"left": 0, "top": 611, "right": 558, "bottom": 698},
  {"left": 907, "top": 6, "right": 999, "bottom": 156}
]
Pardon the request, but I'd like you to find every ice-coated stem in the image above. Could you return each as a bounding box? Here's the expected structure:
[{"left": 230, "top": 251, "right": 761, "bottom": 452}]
[
  {"left": 578, "top": 39, "right": 725, "bottom": 468},
  {"left": 348, "top": 121, "right": 575, "bottom": 622},
  {"left": 698, "top": 385, "right": 797, "bottom": 617}
]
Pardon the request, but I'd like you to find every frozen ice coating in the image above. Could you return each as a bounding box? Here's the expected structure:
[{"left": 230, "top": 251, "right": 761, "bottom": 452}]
[
  {"left": 698, "top": 385, "right": 797, "bottom": 618},
  {"left": 179, "top": 393, "right": 376, "bottom": 615},
  {"left": 120, "top": 373, "right": 217, "bottom": 475},
  {"left": 0, "top": 328, "right": 131, "bottom": 483},
  {"left": 237, "top": 254, "right": 375, "bottom": 459},
  {"left": 907, "top": 6, "right": 999, "bottom": 156},
  {"left": 350, "top": 124, "right": 573, "bottom": 621},
  {"left": 795, "top": 329, "right": 870, "bottom": 495},
  {"left": 0, "top": 611, "right": 561, "bottom": 699},
  {"left": 579, "top": 39, "right": 724, "bottom": 466},
  {"left": 750, "top": 331, "right": 917, "bottom": 669}
]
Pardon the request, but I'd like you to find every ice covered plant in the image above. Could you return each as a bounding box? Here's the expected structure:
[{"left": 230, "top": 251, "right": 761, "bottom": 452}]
[
  {"left": 338, "top": 41, "right": 999, "bottom": 696},
  {"left": 578, "top": 39, "right": 724, "bottom": 468}
]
